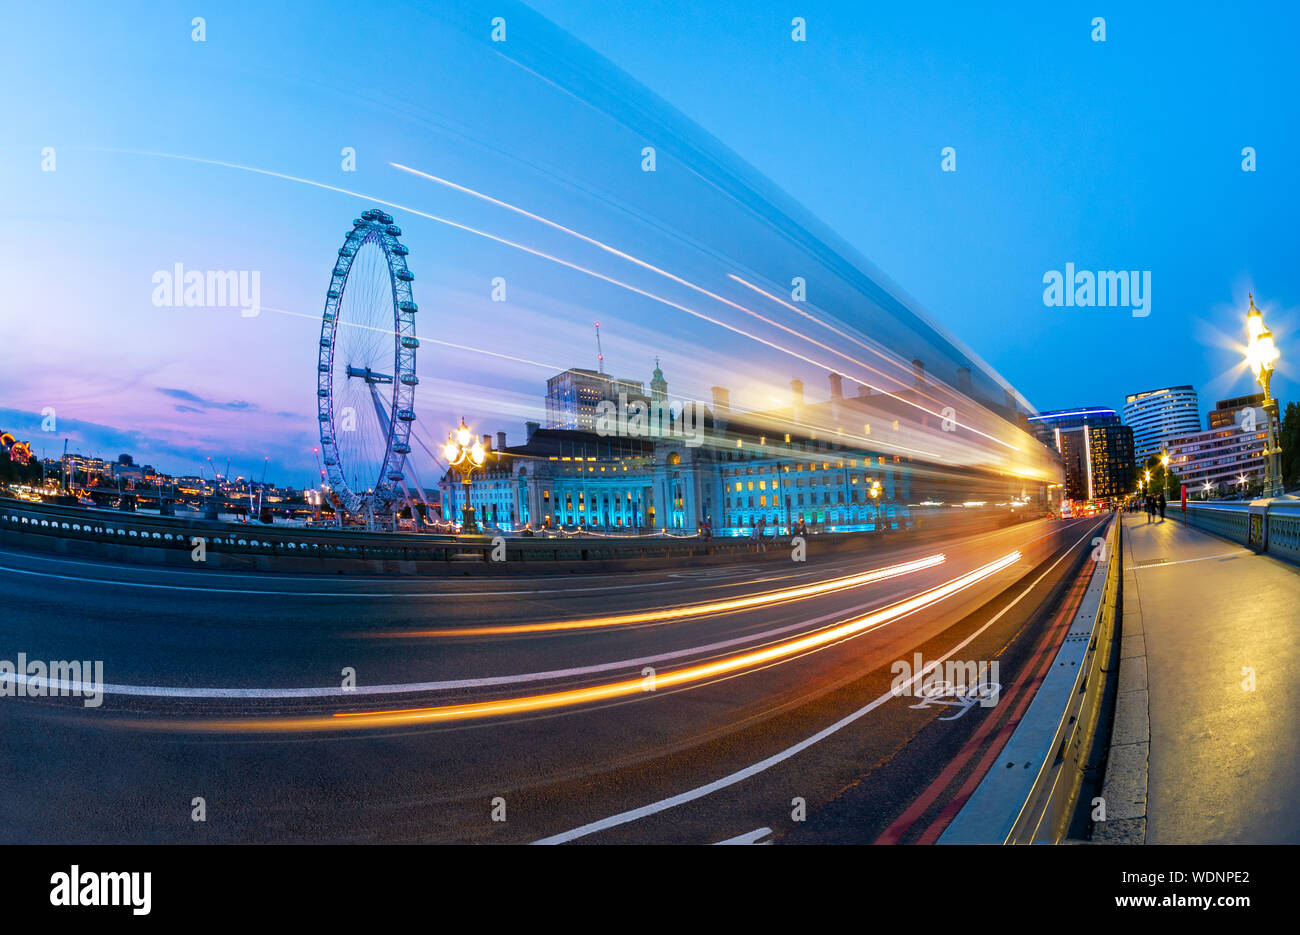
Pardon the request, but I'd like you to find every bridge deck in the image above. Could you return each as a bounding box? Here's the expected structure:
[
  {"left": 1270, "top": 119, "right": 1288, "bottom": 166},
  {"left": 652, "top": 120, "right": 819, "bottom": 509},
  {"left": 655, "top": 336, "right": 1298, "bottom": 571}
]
[{"left": 1098, "top": 510, "right": 1300, "bottom": 843}]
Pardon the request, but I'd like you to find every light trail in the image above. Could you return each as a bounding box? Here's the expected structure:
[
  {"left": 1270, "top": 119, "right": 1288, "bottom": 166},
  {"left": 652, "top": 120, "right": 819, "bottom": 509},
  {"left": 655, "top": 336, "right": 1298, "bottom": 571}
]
[
  {"left": 391, "top": 161, "right": 1016, "bottom": 451},
  {"left": 368, "top": 553, "right": 945, "bottom": 638},
  {"left": 134, "top": 550, "right": 1020, "bottom": 733},
  {"left": 92, "top": 148, "right": 1015, "bottom": 463}
]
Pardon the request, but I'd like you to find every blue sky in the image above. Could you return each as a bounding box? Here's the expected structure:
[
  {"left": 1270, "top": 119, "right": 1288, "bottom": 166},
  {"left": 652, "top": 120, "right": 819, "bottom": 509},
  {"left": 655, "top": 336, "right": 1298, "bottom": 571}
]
[{"left": 1, "top": 1, "right": 1296, "bottom": 484}]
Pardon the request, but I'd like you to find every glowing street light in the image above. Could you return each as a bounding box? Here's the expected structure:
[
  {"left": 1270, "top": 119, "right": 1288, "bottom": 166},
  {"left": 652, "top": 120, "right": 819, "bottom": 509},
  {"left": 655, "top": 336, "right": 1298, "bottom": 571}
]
[
  {"left": 1160, "top": 449, "right": 1171, "bottom": 500},
  {"left": 1245, "top": 294, "right": 1283, "bottom": 497},
  {"left": 444, "top": 417, "right": 487, "bottom": 532}
]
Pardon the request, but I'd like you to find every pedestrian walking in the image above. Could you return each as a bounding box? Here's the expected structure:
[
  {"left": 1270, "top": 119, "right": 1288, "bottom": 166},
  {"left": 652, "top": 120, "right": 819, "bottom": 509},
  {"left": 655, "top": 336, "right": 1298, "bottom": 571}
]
[
  {"left": 1145, "top": 494, "right": 1154, "bottom": 524},
  {"left": 1157, "top": 492, "right": 1167, "bottom": 522}
]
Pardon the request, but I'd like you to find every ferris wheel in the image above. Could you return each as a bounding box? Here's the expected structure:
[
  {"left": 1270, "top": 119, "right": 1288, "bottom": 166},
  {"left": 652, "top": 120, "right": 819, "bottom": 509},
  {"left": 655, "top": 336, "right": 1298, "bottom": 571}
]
[{"left": 316, "top": 208, "right": 419, "bottom": 517}]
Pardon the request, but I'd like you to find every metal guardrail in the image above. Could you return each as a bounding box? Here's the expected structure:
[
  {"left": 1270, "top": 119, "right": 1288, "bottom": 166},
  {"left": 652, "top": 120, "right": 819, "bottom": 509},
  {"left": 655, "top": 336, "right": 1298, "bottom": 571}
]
[
  {"left": 1178, "top": 497, "right": 1300, "bottom": 563},
  {"left": 0, "top": 497, "right": 964, "bottom": 569},
  {"left": 0, "top": 498, "right": 753, "bottom": 565},
  {"left": 939, "top": 513, "right": 1121, "bottom": 844}
]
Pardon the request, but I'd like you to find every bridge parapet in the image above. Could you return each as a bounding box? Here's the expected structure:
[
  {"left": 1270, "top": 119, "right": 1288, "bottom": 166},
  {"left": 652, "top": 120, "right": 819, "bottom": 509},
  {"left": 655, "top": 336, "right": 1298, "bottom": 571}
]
[{"left": 1178, "top": 497, "right": 1300, "bottom": 563}]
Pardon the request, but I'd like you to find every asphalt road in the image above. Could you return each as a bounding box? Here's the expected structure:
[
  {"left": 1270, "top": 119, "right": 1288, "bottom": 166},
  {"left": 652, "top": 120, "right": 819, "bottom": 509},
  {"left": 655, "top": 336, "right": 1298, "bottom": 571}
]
[{"left": 0, "top": 514, "right": 1108, "bottom": 843}]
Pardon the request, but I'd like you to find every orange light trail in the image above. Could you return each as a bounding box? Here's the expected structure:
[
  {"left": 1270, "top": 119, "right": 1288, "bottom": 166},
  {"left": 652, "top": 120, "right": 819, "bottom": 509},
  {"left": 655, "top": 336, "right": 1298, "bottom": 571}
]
[
  {"left": 369, "top": 553, "right": 946, "bottom": 638},
  {"left": 138, "top": 550, "right": 1021, "bottom": 734}
]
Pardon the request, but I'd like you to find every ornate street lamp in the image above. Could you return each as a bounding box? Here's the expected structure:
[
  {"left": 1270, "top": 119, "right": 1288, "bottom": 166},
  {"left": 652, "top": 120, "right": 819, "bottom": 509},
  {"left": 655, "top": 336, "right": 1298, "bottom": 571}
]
[
  {"left": 443, "top": 417, "right": 486, "bottom": 532},
  {"left": 1160, "top": 449, "right": 1170, "bottom": 500},
  {"left": 1245, "top": 294, "right": 1283, "bottom": 497}
]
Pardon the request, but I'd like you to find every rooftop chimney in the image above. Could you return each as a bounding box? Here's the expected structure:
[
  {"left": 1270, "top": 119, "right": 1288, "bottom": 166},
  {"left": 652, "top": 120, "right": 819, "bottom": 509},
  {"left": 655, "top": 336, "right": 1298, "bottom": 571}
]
[
  {"left": 525, "top": 420, "right": 540, "bottom": 442},
  {"left": 911, "top": 359, "right": 925, "bottom": 390},
  {"left": 482, "top": 434, "right": 493, "bottom": 454},
  {"left": 828, "top": 372, "right": 843, "bottom": 423},
  {"left": 497, "top": 431, "right": 507, "bottom": 451},
  {"left": 791, "top": 378, "right": 805, "bottom": 423}
]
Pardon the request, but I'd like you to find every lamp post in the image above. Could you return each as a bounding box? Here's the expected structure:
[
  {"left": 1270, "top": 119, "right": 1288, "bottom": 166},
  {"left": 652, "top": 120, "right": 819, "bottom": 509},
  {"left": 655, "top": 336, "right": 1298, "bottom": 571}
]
[
  {"left": 1245, "top": 294, "right": 1283, "bottom": 497},
  {"left": 869, "top": 479, "right": 882, "bottom": 534},
  {"left": 1160, "top": 449, "right": 1170, "bottom": 500},
  {"left": 443, "top": 417, "right": 486, "bottom": 533}
]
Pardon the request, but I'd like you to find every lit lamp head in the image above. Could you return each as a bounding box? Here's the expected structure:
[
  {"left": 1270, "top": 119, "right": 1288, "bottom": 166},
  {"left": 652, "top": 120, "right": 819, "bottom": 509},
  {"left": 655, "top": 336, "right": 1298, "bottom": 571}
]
[
  {"left": 1161, "top": 452, "right": 1169, "bottom": 468},
  {"left": 443, "top": 435, "right": 459, "bottom": 463},
  {"left": 1245, "top": 294, "right": 1280, "bottom": 378},
  {"left": 470, "top": 441, "right": 486, "bottom": 466},
  {"left": 456, "top": 418, "right": 472, "bottom": 449},
  {"left": 1249, "top": 330, "right": 1279, "bottom": 378},
  {"left": 1246, "top": 294, "right": 1265, "bottom": 341}
]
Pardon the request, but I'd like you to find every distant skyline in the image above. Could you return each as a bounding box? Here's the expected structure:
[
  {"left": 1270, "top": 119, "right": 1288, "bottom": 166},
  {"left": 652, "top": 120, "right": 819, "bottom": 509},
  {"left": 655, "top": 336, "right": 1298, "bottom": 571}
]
[{"left": 2, "top": 1, "right": 1296, "bottom": 483}]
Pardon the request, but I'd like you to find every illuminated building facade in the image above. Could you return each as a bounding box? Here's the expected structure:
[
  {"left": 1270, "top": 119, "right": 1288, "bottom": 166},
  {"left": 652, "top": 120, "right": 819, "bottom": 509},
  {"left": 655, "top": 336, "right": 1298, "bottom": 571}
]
[
  {"left": 1166, "top": 408, "right": 1272, "bottom": 496},
  {"left": 1029, "top": 408, "right": 1135, "bottom": 502},
  {"left": 438, "top": 366, "right": 1058, "bottom": 535},
  {"left": 1122, "top": 385, "right": 1201, "bottom": 463}
]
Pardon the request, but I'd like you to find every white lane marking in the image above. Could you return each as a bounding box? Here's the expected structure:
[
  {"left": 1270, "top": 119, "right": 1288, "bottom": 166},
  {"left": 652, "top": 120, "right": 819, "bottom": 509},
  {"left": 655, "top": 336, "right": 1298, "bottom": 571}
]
[
  {"left": 0, "top": 518, "right": 1072, "bottom": 597},
  {"left": 0, "top": 561, "right": 792, "bottom": 600},
  {"left": 0, "top": 574, "right": 944, "bottom": 698},
  {"left": 0, "top": 523, "right": 1081, "bottom": 699},
  {"left": 0, "top": 544, "right": 808, "bottom": 591},
  {"left": 532, "top": 518, "right": 1107, "bottom": 845},
  {"left": 13, "top": 552, "right": 1022, "bottom": 701},
  {"left": 714, "top": 827, "right": 772, "bottom": 845},
  {"left": 1132, "top": 550, "right": 1250, "bottom": 570}
]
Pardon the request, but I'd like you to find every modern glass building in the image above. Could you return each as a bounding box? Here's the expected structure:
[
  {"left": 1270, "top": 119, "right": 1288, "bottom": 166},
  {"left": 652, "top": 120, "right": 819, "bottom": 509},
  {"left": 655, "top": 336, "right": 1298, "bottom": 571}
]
[
  {"left": 545, "top": 368, "right": 648, "bottom": 431},
  {"left": 1122, "top": 386, "right": 1201, "bottom": 464},
  {"left": 1028, "top": 408, "right": 1136, "bottom": 502}
]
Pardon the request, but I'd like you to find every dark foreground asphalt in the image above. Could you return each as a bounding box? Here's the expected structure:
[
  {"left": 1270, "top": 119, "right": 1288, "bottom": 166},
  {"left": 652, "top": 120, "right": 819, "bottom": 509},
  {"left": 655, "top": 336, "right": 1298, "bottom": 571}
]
[{"left": 0, "top": 515, "right": 1108, "bottom": 843}]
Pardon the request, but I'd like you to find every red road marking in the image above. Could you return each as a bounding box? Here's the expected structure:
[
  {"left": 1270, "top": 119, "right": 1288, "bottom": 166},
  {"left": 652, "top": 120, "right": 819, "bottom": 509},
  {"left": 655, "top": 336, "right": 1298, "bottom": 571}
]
[{"left": 874, "top": 561, "right": 1093, "bottom": 844}]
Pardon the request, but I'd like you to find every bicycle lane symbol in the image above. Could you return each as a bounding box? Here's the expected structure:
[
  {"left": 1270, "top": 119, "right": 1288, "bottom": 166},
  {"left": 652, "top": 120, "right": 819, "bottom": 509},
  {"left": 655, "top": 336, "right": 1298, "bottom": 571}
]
[{"left": 907, "top": 680, "right": 1002, "bottom": 721}]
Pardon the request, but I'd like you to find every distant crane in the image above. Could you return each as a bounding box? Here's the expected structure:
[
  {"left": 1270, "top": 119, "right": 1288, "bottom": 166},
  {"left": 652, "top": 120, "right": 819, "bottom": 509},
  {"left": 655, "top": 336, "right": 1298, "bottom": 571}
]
[{"left": 594, "top": 321, "right": 604, "bottom": 374}]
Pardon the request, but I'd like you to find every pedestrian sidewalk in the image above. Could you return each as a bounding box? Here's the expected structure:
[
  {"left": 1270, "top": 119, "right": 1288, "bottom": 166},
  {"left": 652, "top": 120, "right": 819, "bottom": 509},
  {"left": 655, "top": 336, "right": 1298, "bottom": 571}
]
[{"left": 1095, "top": 511, "right": 1300, "bottom": 844}]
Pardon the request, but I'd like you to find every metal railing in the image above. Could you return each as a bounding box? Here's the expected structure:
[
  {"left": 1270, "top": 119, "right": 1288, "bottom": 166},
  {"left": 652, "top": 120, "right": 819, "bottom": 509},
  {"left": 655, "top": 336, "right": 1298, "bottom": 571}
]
[
  {"left": 1178, "top": 497, "right": 1300, "bottom": 563},
  {"left": 0, "top": 497, "right": 909, "bottom": 569}
]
